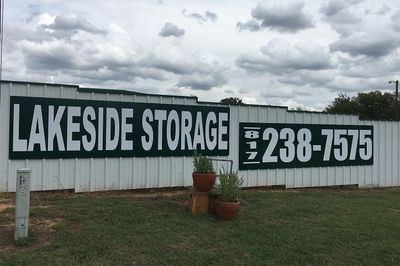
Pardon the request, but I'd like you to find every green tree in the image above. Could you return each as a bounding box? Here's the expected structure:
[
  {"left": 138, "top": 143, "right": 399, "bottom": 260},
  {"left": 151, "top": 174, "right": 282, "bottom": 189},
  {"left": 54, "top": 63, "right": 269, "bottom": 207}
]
[
  {"left": 220, "top": 97, "right": 245, "bottom": 105},
  {"left": 325, "top": 91, "right": 398, "bottom": 120},
  {"left": 325, "top": 93, "right": 359, "bottom": 114},
  {"left": 357, "top": 91, "right": 395, "bottom": 120}
]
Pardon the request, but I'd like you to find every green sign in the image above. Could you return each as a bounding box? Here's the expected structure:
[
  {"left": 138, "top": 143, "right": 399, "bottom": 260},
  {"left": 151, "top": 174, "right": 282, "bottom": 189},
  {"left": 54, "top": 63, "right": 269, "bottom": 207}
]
[
  {"left": 239, "top": 123, "right": 373, "bottom": 170},
  {"left": 9, "top": 96, "right": 230, "bottom": 159}
]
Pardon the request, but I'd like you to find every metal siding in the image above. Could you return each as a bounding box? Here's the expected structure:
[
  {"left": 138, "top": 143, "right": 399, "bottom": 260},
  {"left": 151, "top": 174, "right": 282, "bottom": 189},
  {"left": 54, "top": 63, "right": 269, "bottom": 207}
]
[
  {"left": 238, "top": 106, "right": 249, "bottom": 187},
  {"left": 119, "top": 158, "right": 132, "bottom": 190},
  {"left": 0, "top": 83, "right": 8, "bottom": 191},
  {"left": 1, "top": 81, "right": 400, "bottom": 192},
  {"left": 384, "top": 123, "right": 390, "bottom": 187},
  {"left": 247, "top": 106, "right": 259, "bottom": 187},
  {"left": 311, "top": 113, "right": 322, "bottom": 187},
  {"left": 342, "top": 115, "right": 352, "bottom": 185},
  {"left": 134, "top": 158, "right": 146, "bottom": 189},
  {"left": 395, "top": 123, "right": 400, "bottom": 187},
  {"left": 285, "top": 111, "right": 296, "bottom": 188},
  {"left": 276, "top": 108, "right": 287, "bottom": 187}
]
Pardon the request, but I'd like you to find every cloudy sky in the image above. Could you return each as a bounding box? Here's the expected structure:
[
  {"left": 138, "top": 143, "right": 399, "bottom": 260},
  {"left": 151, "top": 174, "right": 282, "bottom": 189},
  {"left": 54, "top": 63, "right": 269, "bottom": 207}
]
[{"left": 4, "top": 0, "right": 400, "bottom": 110}]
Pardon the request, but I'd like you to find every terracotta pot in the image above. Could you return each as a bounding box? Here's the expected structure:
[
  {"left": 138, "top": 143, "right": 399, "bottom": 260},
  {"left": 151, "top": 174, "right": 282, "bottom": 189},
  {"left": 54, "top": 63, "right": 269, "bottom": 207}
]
[
  {"left": 192, "top": 172, "right": 217, "bottom": 192},
  {"left": 214, "top": 200, "right": 240, "bottom": 220}
]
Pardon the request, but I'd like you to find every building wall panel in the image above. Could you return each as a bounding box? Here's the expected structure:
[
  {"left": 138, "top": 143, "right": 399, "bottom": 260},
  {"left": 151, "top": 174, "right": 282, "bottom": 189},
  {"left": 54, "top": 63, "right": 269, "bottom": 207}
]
[{"left": 1, "top": 81, "right": 399, "bottom": 192}]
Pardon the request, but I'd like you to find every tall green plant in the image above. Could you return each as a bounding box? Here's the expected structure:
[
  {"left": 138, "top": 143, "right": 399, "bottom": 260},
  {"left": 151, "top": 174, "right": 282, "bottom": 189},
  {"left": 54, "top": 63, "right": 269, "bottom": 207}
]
[
  {"left": 192, "top": 150, "right": 214, "bottom": 173},
  {"left": 216, "top": 168, "right": 244, "bottom": 202}
]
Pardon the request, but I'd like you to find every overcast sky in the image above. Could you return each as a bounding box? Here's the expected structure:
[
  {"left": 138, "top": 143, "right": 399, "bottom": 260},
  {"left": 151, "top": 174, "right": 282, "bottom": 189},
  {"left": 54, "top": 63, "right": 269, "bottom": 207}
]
[{"left": 4, "top": 0, "right": 400, "bottom": 110}]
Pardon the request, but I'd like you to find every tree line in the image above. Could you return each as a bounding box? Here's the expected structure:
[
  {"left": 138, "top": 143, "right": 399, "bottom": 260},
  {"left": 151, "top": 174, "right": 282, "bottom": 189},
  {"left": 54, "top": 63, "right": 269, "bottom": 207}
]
[
  {"left": 324, "top": 91, "right": 399, "bottom": 120},
  {"left": 220, "top": 91, "right": 400, "bottom": 121}
]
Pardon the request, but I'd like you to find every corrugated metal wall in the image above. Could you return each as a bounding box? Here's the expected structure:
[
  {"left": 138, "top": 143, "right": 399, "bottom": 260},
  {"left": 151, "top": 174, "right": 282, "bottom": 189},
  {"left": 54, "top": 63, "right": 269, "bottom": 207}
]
[
  {"left": 226, "top": 105, "right": 400, "bottom": 189},
  {"left": 1, "top": 81, "right": 399, "bottom": 192}
]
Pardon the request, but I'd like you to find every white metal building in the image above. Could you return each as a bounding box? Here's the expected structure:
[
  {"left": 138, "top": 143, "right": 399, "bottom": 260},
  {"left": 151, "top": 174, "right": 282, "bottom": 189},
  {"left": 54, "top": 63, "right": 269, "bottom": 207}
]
[{"left": 1, "top": 80, "right": 399, "bottom": 192}]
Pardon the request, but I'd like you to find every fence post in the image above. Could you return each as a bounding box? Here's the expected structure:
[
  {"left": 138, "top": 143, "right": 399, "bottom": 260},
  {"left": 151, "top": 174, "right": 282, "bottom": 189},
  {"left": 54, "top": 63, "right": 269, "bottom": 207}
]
[{"left": 15, "top": 169, "right": 31, "bottom": 241}]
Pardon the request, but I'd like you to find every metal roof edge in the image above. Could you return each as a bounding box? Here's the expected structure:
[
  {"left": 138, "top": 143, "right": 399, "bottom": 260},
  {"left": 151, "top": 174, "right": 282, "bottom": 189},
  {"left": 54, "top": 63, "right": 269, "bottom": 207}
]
[
  {"left": 197, "top": 100, "right": 289, "bottom": 110},
  {"left": 1, "top": 79, "right": 78, "bottom": 88},
  {"left": 1, "top": 79, "right": 197, "bottom": 100},
  {"left": 77, "top": 87, "right": 197, "bottom": 100},
  {"left": 2, "top": 80, "right": 395, "bottom": 122}
]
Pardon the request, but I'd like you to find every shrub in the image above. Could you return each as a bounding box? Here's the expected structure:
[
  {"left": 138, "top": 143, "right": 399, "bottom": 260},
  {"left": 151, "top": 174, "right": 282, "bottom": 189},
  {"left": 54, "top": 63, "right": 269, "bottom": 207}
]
[
  {"left": 192, "top": 151, "right": 214, "bottom": 173},
  {"left": 216, "top": 168, "right": 244, "bottom": 202}
]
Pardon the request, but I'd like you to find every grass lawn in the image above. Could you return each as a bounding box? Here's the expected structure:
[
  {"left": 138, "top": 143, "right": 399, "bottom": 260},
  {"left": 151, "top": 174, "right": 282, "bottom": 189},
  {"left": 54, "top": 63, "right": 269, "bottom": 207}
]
[{"left": 1, "top": 188, "right": 400, "bottom": 265}]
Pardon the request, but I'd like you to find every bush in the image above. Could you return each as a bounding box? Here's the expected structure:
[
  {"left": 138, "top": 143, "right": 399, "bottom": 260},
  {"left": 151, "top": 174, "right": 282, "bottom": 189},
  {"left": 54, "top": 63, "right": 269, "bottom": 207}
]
[
  {"left": 192, "top": 151, "right": 214, "bottom": 173},
  {"left": 216, "top": 168, "right": 244, "bottom": 202}
]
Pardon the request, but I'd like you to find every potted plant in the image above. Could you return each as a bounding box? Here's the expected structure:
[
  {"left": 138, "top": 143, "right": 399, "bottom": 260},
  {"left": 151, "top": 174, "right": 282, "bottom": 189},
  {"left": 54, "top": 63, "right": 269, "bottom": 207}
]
[
  {"left": 192, "top": 151, "right": 217, "bottom": 192},
  {"left": 214, "top": 168, "right": 244, "bottom": 220}
]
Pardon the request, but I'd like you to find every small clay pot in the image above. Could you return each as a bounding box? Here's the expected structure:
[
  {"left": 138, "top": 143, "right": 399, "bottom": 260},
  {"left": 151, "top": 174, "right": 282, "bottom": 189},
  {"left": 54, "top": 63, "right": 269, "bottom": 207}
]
[
  {"left": 192, "top": 172, "right": 217, "bottom": 192},
  {"left": 214, "top": 200, "right": 240, "bottom": 220}
]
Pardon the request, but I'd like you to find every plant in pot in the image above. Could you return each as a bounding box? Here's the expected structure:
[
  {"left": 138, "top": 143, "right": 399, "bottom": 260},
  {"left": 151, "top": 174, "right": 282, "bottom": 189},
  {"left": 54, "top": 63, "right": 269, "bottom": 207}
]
[
  {"left": 192, "top": 151, "right": 217, "bottom": 192},
  {"left": 215, "top": 168, "right": 244, "bottom": 220}
]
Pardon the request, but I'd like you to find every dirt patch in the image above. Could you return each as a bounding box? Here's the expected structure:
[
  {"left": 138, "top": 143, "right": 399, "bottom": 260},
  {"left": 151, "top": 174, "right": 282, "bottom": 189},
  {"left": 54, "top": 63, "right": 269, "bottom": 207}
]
[
  {"left": 0, "top": 203, "right": 14, "bottom": 212},
  {"left": 0, "top": 217, "right": 61, "bottom": 255},
  {"left": 86, "top": 188, "right": 190, "bottom": 199},
  {"left": 0, "top": 196, "right": 14, "bottom": 212}
]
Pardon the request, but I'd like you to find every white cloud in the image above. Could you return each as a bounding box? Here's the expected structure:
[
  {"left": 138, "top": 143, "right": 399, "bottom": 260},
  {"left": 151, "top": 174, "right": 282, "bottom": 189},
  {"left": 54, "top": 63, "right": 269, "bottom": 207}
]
[
  {"left": 392, "top": 10, "right": 400, "bottom": 32},
  {"left": 330, "top": 32, "right": 400, "bottom": 58},
  {"left": 237, "top": 2, "right": 314, "bottom": 33},
  {"left": 320, "top": 0, "right": 361, "bottom": 25},
  {"left": 236, "top": 19, "right": 260, "bottom": 32},
  {"left": 9, "top": 13, "right": 227, "bottom": 91},
  {"left": 3, "top": 0, "right": 400, "bottom": 110},
  {"left": 43, "top": 14, "right": 107, "bottom": 34},
  {"left": 365, "top": 4, "right": 391, "bottom": 15},
  {"left": 159, "top": 22, "right": 185, "bottom": 38},
  {"left": 182, "top": 9, "right": 218, "bottom": 24},
  {"left": 143, "top": 46, "right": 228, "bottom": 90},
  {"left": 337, "top": 51, "right": 400, "bottom": 78},
  {"left": 236, "top": 39, "right": 333, "bottom": 74}
]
